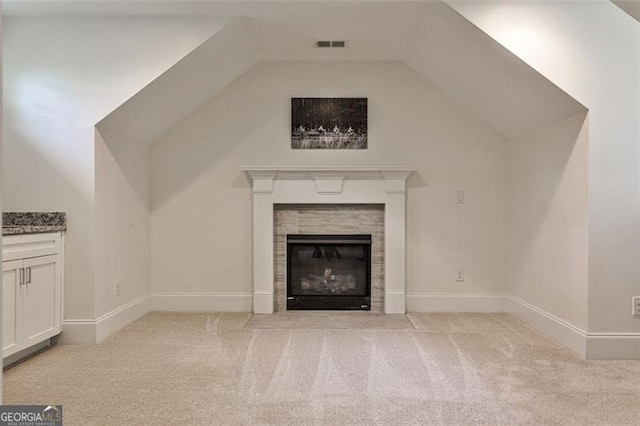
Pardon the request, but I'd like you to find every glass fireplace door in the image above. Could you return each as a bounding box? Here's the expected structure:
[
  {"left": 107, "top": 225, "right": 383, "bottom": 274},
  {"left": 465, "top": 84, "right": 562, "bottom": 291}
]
[{"left": 287, "top": 235, "right": 371, "bottom": 310}]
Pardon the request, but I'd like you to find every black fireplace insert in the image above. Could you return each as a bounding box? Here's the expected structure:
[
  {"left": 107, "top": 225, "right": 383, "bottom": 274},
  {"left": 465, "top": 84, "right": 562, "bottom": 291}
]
[{"left": 287, "top": 234, "right": 371, "bottom": 310}]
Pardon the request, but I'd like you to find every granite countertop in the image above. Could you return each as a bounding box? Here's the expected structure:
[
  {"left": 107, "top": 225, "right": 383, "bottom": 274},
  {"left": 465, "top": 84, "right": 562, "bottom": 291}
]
[{"left": 2, "top": 212, "right": 67, "bottom": 236}]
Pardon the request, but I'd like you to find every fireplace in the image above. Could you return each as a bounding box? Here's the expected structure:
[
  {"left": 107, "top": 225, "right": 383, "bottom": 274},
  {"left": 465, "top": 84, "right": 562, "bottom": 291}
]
[
  {"left": 241, "top": 166, "right": 413, "bottom": 314},
  {"left": 287, "top": 234, "right": 372, "bottom": 310}
]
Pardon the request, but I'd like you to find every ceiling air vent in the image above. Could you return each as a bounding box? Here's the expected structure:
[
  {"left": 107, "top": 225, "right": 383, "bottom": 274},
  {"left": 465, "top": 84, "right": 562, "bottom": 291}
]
[{"left": 315, "top": 40, "right": 349, "bottom": 48}]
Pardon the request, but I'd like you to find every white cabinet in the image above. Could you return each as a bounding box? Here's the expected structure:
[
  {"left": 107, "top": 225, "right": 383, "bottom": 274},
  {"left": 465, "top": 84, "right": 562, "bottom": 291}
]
[
  {"left": 2, "top": 260, "right": 22, "bottom": 356},
  {"left": 2, "top": 232, "right": 63, "bottom": 359}
]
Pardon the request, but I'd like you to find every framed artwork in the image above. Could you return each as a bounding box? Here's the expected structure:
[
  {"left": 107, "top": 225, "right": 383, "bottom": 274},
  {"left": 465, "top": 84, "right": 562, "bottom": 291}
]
[{"left": 291, "top": 98, "right": 367, "bottom": 149}]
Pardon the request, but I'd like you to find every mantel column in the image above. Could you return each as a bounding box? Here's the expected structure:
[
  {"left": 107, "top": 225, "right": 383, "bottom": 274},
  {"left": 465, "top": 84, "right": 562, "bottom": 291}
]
[
  {"left": 382, "top": 171, "right": 410, "bottom": 314},
  {"left": 249, "top": 172, "right": 276, "bottom": 314}
]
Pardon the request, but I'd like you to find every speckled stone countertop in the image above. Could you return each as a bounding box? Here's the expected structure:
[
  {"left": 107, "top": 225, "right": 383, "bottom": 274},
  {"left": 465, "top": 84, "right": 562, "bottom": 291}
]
[{"left": 3, "top": 212, "right": 67, "bottom": 235}]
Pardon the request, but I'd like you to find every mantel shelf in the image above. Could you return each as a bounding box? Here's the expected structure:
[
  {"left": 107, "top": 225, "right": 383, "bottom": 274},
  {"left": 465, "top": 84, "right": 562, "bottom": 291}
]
[
  {"left": 240, "top": 166, "right": 417, "bottom": 175},
  {"left": 240, "top": 166, "right": 416, "bottom": 195}
]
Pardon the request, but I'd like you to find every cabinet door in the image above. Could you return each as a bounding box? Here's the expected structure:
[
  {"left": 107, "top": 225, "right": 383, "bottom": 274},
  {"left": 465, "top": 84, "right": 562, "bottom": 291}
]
[
  {"left": 3, "top": 260, "right": 23, "bottom": 357},
  {"left": 22, "top": 255, "right": 61, "bottom": 346}
]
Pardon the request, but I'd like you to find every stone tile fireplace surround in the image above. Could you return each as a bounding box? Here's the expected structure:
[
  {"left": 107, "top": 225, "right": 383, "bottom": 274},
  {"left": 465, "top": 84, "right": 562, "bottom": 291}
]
[
  {"left": 242, "top": 167, "right": 414, "bottom": 314},
  {"left": 275, "top": 204, "right": 384, "bottom": 312}
]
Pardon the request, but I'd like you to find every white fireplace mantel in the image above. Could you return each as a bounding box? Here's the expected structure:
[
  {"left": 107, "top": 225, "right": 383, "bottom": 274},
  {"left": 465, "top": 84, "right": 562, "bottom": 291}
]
[{"left": 241, "top": 166, "right": 416, "bottom": 314}]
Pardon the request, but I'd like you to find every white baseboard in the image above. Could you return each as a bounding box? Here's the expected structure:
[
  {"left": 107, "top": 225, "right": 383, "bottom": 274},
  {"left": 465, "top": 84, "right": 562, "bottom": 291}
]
[
  {"left": 57, "top": 291, "right": 640, "bottom": 360},
  {"left": 406, "top": 293, "right": 506, "bottom": 313},
  {"left": 96, "top": 295, "right": 151, "bottom": 343},
  {"left": 506, "top": 297, "right": 587, "bottom": 358},
  {"left": 152, "top": 292, "right": 252, "bottom": 312},
  {"left": 60, "top": 295, "right": 151, "bottom": 345},
  {"left": 59, "top": 320, "right": 97, "bottom": 345},
  {"left": 586, "top": 333, "right": 640, "bottom": 360}
]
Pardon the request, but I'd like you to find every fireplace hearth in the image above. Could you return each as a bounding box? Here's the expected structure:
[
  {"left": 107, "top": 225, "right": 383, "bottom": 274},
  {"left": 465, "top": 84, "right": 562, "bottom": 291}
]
[{"left": 287, "top": 234, "right": 372, "bottom": 310}]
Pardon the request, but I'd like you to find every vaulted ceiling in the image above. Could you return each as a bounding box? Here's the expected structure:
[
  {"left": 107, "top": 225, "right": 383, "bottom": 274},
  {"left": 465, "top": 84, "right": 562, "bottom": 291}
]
[{"left": 4, "top": 0, "right": 587, "bottom": 143}]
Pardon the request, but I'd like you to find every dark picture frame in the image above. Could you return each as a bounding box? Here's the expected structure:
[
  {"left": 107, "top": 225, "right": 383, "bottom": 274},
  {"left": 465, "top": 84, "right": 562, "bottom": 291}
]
[{"left": 291, "top": 98, "right": 368, "bottom": 149}]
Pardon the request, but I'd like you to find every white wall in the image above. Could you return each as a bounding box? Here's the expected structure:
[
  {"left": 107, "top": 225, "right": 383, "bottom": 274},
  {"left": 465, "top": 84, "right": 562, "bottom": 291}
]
[
  {"left": 449, "top": 0, "right": 640, "bottom": 350},
  {"left": 3, "top": 16, "right": 223, "bottom": 328},
  {"left": 508, "top": 112, "right": 589, "bottom": 331},
  {"left": 0, "top": 4, "right": 4, "bottom": 402},
  {"left": 150, "top": 61, "right": 509, "bottom": 307},
  {"left": 94, "top": 129, "right": 151, "bottom": 320}
]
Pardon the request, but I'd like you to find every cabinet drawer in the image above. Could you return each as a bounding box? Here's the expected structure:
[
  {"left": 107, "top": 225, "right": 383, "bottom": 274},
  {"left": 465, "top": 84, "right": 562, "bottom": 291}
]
[{"left": 2, "top": 233, "right": 62, "bottom": 261}]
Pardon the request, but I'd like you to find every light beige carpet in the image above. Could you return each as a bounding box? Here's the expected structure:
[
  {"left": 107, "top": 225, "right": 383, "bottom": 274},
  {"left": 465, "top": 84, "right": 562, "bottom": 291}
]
[{"left": 4, "top": 312, "right": 640, "bottom": 425}]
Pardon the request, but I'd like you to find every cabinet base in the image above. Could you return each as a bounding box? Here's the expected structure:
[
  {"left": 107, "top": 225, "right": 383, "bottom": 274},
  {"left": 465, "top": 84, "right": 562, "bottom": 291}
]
[{"left": 3, "top": 337, "right": 56, "bottom": 370}]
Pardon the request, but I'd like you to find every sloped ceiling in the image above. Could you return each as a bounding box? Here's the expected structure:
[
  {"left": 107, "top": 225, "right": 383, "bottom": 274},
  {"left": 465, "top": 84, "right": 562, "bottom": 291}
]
[
  {"left": 54, "top": 1, "right": 585, "bottom": 143},
  {"left": 407, "top": 2, "right": 586, "bottom": 138},
  {"left": 96, "top": 18, "right": 257, "bottom": 145}
]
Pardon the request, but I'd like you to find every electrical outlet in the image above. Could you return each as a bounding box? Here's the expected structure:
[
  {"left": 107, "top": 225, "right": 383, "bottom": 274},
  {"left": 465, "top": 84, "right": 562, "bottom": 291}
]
[
  {"left": 115, "top": 279, "right": 121, "bottom": 297},
  {"left": 632, "top": 297, "right": 640, "bottom": 317},
  {"left": 455, "top": 268, "right": 465, "bottom": 282},
  {"left": 455, "top": 190, "right": 465, "bottom": 205}
]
